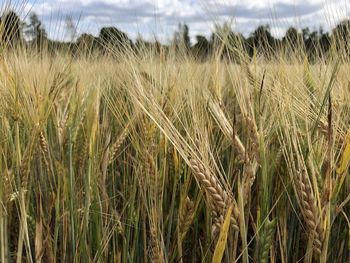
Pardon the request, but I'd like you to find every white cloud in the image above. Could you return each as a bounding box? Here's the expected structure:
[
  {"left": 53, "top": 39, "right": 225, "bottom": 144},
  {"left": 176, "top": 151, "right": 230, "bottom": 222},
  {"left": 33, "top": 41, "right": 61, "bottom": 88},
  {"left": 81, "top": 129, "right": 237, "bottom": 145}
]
[{"left": 15, "top": 0, "right": 350, "bottom": 42}]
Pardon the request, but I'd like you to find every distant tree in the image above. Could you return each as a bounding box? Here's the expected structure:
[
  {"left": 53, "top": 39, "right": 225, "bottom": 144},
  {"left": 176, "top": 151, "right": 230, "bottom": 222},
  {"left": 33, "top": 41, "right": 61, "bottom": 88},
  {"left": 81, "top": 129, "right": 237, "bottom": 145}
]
[
  {"left": 300, "top": 26, "right": 330, "bottom": 62},
  {"left": 302, "top": 27, "right": 311, "bottom": 43},
  {"left": 303, "top": 28, "right": 319, "bottom": 60},
  {"left": 99, "top": 27, "right": 132, "bottom": 53},
  {"left": 135, "top": 35, "right": 167, "bottom": 60},
  {"left": 192, "top": 35, "right": 210, "bottom": 60},
  {"left": 183, "top": 24, "right": 191, "bottom": 50},
  {"left": 283, "top": 27, "right": 301, "bottom": 46},
  {"left": 76, "top": 33, "right": 99, "bottom": 55},
  {"left": 24, "top": 13, "right": 47, "bottom": 49},
  {"left": 210, "top": 22, "right": 246, "bottom": 61},
  {"left": 282, "top": 27, "right": 303, "bottom": 59},
  {"left": 210, "top": 23, "right": 232, "bottom": 51},
  {"left": 332, "top": 20, "right": 350, "bottom": 58},
  {"left": 332, "top": 20, "right": 350, "bottom": 42},
  {"left": 247, "top": 25, "right": 278, "bottom": 59},
  {"left": 135, "top": 34, "right": 152, "bottom": 52},
  {"left": 1, "top": 10, "right": 21, "bottom": 47},
  {"left": 195, "top": 35, "right": 209, "bottom": 47},
  {"left": 318, "top": 29, "right": 331, "bottom": 57},
  {"left": 172, "top": 23, "right": 191, "bottom": 53}
]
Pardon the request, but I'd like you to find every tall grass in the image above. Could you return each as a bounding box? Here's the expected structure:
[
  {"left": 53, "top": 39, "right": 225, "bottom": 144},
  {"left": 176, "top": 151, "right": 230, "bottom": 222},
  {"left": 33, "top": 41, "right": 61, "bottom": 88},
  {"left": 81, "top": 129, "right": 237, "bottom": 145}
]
[{"left": 1, "top": 14, "right": 350, "bottom": 263}]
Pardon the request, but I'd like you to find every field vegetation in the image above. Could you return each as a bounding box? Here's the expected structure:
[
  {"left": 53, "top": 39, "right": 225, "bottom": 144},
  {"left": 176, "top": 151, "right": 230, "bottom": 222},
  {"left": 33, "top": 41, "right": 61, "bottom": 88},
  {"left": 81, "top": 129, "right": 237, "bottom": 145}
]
[{"left": 1, "top": 4, "right": 350, "bottom": 263}]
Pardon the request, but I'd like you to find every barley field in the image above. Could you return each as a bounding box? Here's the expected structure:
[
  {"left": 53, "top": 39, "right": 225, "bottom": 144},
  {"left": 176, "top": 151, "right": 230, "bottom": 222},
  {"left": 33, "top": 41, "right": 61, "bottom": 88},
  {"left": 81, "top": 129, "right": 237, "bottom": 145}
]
[{"left": 1, "top": 19, "right": 350, "bottom": 263}]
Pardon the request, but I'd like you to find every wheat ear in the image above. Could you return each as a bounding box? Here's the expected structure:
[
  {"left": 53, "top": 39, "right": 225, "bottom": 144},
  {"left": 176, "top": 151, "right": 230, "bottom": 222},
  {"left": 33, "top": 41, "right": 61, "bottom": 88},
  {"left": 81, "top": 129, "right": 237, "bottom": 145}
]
[
  {"left": 189, "top": 158, "right": 239, "bottom": 231},
  {"left": 296, "top": 170, "right": 323, "bottom": 255},
  {"left": 178, "top": 196, "right": 195, "bottom": 240}
]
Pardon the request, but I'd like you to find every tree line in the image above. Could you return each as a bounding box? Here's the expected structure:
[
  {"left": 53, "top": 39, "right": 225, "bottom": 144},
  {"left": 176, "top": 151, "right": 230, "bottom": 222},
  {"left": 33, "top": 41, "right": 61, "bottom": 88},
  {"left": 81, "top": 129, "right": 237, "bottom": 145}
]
[{"left": 1, "top": 10, "right": 350, "bottom": 61}]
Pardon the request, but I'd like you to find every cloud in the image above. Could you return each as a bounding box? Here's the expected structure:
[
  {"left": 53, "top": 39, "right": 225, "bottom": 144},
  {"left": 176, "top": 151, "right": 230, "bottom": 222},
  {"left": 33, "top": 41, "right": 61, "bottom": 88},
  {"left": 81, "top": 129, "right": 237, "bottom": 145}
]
[
  {"left": 20, "top": 0, "right": 348, "bottom": 42},
  {"left": 203, "top": 1, "right": 323, "bottom": 20},
  {"left": 37, "top": 1, "right": 157, "bottom": 22}
]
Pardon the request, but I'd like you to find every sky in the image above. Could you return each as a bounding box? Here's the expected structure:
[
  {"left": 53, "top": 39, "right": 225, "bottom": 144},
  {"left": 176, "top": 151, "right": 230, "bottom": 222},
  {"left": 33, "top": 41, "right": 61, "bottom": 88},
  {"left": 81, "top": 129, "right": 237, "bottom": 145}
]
[{"left": 13, "top": 0, "right": 350, "bottom": 43}]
